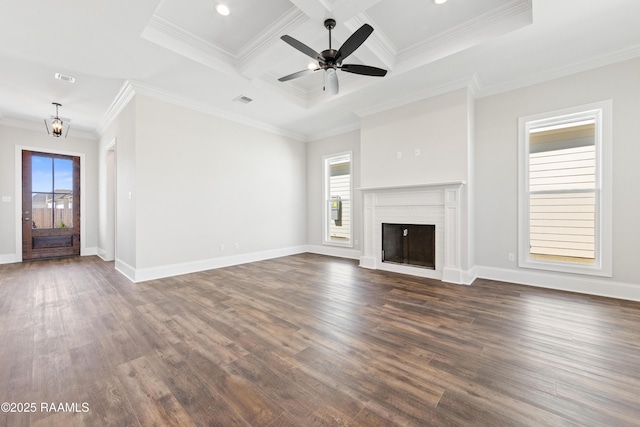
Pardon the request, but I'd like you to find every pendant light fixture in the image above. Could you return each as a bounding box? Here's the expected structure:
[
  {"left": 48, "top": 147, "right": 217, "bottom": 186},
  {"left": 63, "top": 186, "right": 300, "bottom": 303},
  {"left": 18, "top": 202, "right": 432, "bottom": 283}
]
[{"left": 44, "top": 102, "right": 70, "bottom": 138}]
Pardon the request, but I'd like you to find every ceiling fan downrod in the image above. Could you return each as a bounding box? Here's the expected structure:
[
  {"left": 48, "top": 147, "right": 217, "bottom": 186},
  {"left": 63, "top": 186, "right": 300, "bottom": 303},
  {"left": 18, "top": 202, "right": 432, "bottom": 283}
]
[{"left": 324, "top": 19, "right": 336, "bottom": 51}]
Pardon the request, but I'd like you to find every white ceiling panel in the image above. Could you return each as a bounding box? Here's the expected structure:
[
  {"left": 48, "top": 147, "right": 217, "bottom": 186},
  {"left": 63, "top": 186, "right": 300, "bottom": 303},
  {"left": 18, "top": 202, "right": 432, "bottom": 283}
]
[{"left": 1, "top": 0, "right": 640, "bottom": 140}]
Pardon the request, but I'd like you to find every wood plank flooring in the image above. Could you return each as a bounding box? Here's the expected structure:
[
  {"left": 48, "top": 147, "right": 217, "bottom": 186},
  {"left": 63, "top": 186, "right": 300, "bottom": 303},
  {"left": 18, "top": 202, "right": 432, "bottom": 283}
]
[{"left": 1, "top": 253, "right": 640, "bottom": 426}]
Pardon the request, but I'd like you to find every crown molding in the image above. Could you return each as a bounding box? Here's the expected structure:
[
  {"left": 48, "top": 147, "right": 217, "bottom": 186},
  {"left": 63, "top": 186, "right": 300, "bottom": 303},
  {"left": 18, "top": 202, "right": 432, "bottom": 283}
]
[
  {"left": 143, "top": 8, "right": 310, "bottom": 80},
  {"left": 467, "top": 72, "right": 482, "bottom": 100},
  {"left": 141, "top": 14, "right": 236, "bottom": 76},
  {"left": 354, "top": 75, "right": 475, "bottom": 118},
  {"left": 236, "top": 7, "right": 309, "bottom": 74},
  {"left": 475, "top": 43, "right": 640, "bottom": 99},
  {"left": 96, "top": 80, "right": 136, "bottom": 137},
  {"left": 396, "top": 0, "right": 532, "bottom": 65},
  {"left": 347, "top": 13, "right": 396, "bottom": 70},
  {"left": 307, "top": 121, "right": 361, "bottom": 142},
  {"left": 99, "top": 80, "right": 306, "bottom": 142}
]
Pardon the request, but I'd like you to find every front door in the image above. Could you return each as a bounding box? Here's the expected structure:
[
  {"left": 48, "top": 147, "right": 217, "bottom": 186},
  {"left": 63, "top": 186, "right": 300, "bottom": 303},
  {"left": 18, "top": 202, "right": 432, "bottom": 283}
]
[{"left": 22, "top": 150, "right": 80, "bottom": 260}]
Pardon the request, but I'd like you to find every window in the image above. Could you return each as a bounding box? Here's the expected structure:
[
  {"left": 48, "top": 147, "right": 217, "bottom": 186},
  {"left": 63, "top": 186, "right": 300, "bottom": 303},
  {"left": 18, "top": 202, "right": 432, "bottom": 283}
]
[
  {"left": 324, "top": 152, "right": 352, "bottom": 246},
  {"left": 518, "top": 101, "right": 612, "bottom": 276}
]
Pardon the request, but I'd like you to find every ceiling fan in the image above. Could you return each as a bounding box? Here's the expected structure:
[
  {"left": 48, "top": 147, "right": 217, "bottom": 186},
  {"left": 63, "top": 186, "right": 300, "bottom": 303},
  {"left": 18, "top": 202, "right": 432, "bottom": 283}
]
[{"left": 278, "top": 19, "right": 387, "bottom": 95}]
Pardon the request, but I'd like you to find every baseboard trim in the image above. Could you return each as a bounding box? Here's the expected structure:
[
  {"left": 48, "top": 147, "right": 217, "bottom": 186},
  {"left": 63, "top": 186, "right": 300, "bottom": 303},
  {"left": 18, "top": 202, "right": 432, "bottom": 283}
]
[
  {"left": 442, "top": 266, "right": 475, "bottom": 285},
  {"left": 0, "top": 253, "right": 19, "bottom": 265},
  {"left": 123, "top": 245, "right": 308, "bottom": 283},
  {"left": 305, "top": 245, "right": 361, "bottom": 260},
  {"left": 82, "top": 246, "right": 98, "bottom": 256},
  {"left": 97, "top": 248, "right": 115, "bottom": 262},
  {"left": 1, "top": 249, "right": 101, "bottom": 264},
  {"left": 115, "top": 259, "right": 137, "bottom": 282},
  {"left": 110, "top": 251, "right": 640, "bottom": 302},
  {"left": 475, "top": 265, "right": 640, "bottom": 302}
]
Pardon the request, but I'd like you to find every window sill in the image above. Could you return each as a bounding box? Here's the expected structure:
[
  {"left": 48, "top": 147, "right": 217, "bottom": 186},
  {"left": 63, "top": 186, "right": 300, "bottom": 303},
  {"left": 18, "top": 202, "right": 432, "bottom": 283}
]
[{"left": 323, "top": 240, "right": 353, "bottom": 249}]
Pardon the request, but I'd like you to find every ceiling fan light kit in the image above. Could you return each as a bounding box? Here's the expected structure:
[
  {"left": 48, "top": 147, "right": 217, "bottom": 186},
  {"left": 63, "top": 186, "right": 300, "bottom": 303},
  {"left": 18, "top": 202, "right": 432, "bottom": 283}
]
[
  {"left": 215, "top": 3, "right": 230, "bottom": 16},
  {"left": 279, "top": 18, "right": 387, "bottom": 95}
]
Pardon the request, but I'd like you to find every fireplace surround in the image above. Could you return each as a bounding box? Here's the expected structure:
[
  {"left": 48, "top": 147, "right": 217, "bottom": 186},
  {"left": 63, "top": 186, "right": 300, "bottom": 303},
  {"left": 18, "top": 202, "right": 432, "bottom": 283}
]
[{"left": 359, "top": 182, "right": 467, "bottom": 284}]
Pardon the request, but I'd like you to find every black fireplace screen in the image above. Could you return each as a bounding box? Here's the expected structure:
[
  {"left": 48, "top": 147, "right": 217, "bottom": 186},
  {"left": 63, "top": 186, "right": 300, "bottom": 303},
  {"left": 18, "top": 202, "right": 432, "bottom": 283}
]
[{"left": 382, "top": 223, "right": 435, "bottom": 269}]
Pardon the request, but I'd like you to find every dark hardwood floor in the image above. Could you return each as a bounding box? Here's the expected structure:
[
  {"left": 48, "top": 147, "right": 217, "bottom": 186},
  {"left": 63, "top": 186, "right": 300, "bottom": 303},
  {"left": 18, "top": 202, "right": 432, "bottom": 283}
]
[{"left": 1, "top": 254, "right": 639, "bottom": 426}]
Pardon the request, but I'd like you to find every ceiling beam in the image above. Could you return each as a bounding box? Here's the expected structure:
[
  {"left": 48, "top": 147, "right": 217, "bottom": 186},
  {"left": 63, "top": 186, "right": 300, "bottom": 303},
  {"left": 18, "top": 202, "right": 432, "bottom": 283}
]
[{"left": 288, "top": 0, "right": 382, "bottom": 23}]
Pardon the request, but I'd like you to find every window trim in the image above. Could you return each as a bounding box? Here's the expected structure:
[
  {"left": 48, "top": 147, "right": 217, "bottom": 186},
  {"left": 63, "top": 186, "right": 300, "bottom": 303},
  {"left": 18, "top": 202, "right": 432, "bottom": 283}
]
[
  {"left": 517, "top": 101, "right": 612, "bottom": 277},
  {"left": 322, "top": 151, "right": 353, "bottom": 247}
]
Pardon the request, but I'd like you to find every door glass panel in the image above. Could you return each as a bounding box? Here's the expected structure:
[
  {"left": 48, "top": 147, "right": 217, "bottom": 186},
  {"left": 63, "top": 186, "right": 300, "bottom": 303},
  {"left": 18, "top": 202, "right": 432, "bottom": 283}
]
[
  {"left": 53, "top": 158, "right": 73, "bottom": 228},
  {"left": 54, "top": 158, "right": 73, "bottom": 192},
  {"left": 32, "top": 156, "right": 53, "bottom": 192},
  {"left": 54, "top": 194, "right": 72, "bottom": 228},
  {"left": 30, "top": 156, "right": 74, "bottom": 228},
  {"left": 32, "top": 192, "right": 53, "bottom": 229}
]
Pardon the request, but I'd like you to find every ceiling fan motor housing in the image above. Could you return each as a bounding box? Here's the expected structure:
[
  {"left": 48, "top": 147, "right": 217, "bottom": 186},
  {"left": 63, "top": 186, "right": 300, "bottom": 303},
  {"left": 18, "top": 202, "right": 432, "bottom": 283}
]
[{"left": 321, "top": 49, "right": 339, "bottom": 67}]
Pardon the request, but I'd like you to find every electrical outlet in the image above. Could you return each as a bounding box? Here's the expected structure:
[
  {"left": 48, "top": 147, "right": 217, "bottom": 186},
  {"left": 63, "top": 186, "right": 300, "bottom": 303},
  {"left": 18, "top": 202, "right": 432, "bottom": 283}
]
[
  {"left": 220, "top": 244, "right": 225, "bottom": 251},
  {"left": 415, "top": 148, "right": 420, "bottom": 157},
  {"left": 508, "top": 253, "right": 515, "bottom": 262},
  {"left": 396, "top": 151, "right": 402, "bottom": 159},
  {"left": 235, "top": 243, "right": 239, "bottom": 249},
  {"left": 1, "top": 196, "right": 10, "bottom": 203}
]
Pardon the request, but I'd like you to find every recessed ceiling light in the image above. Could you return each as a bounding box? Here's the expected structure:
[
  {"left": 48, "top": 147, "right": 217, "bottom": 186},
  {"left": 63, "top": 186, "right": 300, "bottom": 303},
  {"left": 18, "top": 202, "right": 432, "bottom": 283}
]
[
  {"left": 216, "top": 4, "right": 230, "bottom": 16},
  {"left": 434, "top": 0, "right": 448, "bottom": 4}
]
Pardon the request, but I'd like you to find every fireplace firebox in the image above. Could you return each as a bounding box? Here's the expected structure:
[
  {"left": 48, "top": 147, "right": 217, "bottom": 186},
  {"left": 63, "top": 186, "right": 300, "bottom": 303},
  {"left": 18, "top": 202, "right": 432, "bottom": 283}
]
[{"left": 382, "top": 223, "right": 435, "bottom": 269}]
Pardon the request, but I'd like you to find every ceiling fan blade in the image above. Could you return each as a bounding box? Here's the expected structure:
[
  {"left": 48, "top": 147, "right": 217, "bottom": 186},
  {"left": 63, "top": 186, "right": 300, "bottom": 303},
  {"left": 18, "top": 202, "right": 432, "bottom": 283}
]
[
  {"left": 335, "top": 24, "right": 373, "bottom": 63},
  {"left": 340, "top": 64, "right": 387, "bottom": 77},
  {"left": 278, "top": 68, "right": 317, "bottom": 82},
  {"left": 324, "top": 68, "right": 339, "bottom": 95},
  {"left": 280, "top": 35, "right": 325, "bottom": 64}
]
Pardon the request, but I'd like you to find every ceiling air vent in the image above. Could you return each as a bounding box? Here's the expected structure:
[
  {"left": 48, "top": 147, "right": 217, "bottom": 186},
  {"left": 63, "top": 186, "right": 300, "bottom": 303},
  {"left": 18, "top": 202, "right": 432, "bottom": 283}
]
[
  {"left": 232, "top": 95, "right": 253, "bottom": 104},
  {"left": 54, "top": 72, "right": 76, "bottom": 83}
]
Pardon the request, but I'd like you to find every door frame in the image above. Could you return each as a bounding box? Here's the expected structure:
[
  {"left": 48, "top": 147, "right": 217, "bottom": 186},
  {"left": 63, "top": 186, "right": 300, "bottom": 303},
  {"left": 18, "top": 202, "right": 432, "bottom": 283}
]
[
  {"left": 14, "top": 145, "right": 88, "bottom": 262},
  {"left": 103, "top": 137, "right": 117, "bottom": 261}
]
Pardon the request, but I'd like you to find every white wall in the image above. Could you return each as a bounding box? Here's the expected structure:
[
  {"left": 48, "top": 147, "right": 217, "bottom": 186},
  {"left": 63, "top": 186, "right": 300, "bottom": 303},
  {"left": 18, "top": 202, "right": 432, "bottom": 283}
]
[
  {"left": 360, "top": 88, "right": 471, "bottom": 189},
  {"left": 359, "top": 87, "right": 474, "bottom": 276},
  {"left": 114, "top": 94, "right": 307, "bottom": 280},
  {"left": 98, "top": 99, "right": 137, "bottom": 270},
  {"left": 306, "top": 130, "right": 361, "bottom": 259},
  {"left": 0, "top": 124, "right": 99, "bottom": 263},
  {"left": 475, "top": 57, "right": 640, "bottom": 300}
]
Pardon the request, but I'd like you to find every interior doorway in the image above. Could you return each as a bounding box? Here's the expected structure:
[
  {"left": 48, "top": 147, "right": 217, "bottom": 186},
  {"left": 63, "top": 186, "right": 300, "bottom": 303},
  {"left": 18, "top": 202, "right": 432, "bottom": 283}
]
[{"left": 21, "top": 150, "right": 81, "bottom": 260}]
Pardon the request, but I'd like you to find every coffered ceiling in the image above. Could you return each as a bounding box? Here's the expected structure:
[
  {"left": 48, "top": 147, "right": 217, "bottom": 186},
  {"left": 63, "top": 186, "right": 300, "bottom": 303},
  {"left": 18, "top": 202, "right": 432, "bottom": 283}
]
[
  {"left": 142, "top": 0, "right": 529, "bottom": 102},
  {"left": 1, "top": 0, "right": 639, "bottom": 140}
]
